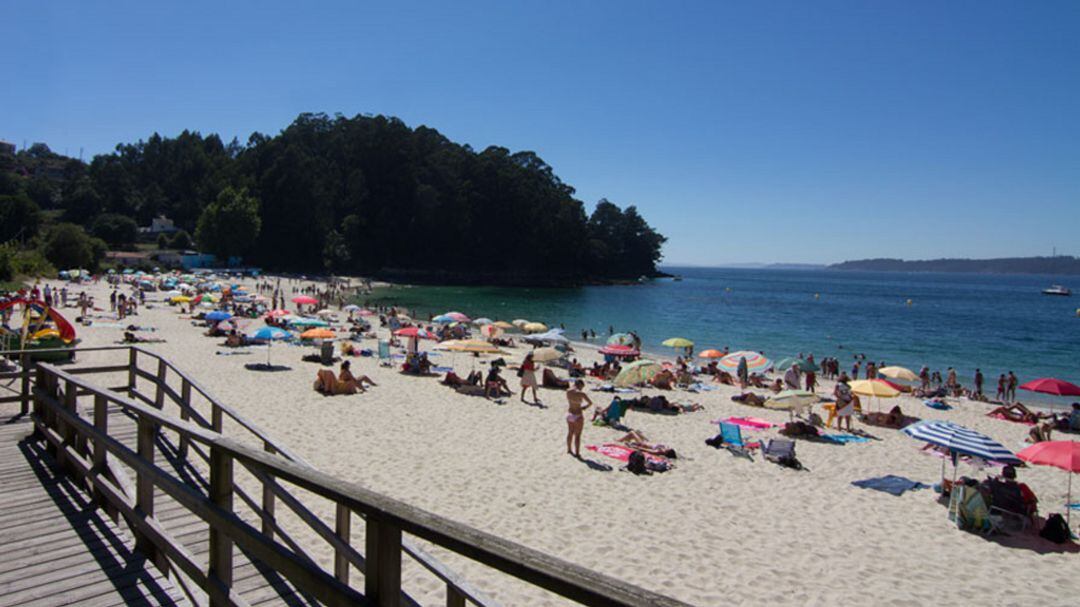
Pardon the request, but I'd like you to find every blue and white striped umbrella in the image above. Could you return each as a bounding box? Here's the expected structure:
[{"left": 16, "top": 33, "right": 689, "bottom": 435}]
[{"left": 902, "top": 420, "right": 1021, "bottom": 464}]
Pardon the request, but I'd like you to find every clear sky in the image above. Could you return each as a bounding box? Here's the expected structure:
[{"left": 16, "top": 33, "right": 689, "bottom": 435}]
[{"left": 3, "top": 1, "right": 1078, "bottom": 265}]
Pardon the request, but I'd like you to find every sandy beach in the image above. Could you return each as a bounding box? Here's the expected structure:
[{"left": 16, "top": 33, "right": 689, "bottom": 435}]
[{"left": 10, "top": 275, "right": 1080, "bottom": 606}]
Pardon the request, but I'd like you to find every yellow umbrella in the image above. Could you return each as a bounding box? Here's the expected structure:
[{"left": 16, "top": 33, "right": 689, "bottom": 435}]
[
  {"left": 662, "top": 337, "right": 694, "bottom": 348},
  {"left": 493, "top": 321, "right": 515, "bottom": 330},
  {"left": 437, "top": 340, "right": 504, "bottom": 354},
  {"left": 523, "top": 322, "right": 548, "bottom": 334},
  {"left": 878, "top": 366, "right": 918, "bottom": 381},
  {"left": 848, "top": 379, "right": 900, "bottom": 398},
  {"left": 171, "top": 295, "right": 192, "bottom": 303},
  {"left": 511, "top": 319, "right": 530, "bottom": 328}
]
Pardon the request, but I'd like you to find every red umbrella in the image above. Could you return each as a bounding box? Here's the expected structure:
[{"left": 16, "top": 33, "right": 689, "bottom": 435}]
[
  {"left": 599, "top": 344, "right": 640, "bottom": 357},
  {"left": 394, "top": 327, "right": 437, "bottom": 340},
  {"left": 1019, "top": 378, "right": 1080, "bottom": 397},
  {"left": 1017, "top": 440, "right": 1080, "bottom": 525}
]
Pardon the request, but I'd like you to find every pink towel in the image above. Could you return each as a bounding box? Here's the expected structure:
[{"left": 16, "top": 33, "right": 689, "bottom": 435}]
[
  {"left": 987, "top": 413, "right": 1036, "bottom": 426},
  {"left": 586, "top": 443, "right": 667, "bottom": 464},
  {"left": 714, "top": 416, "right": 777, "bottom": 430}
]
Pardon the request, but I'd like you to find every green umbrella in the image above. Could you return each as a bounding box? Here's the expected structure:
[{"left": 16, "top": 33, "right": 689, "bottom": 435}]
[
  {"left": 288, "top": 317, "right": 329, "bottom": 328},
  {"left": 661, "top": 337, "right": 694, "bottom": 349},
  {"left": 777, "top": 357, "right": 820, "bottom": 373},
  {"left": 613, "top": 360, "right": 662, "bottom": 388}
]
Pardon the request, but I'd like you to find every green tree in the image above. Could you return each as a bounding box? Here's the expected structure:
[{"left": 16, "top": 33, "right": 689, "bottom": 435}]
[
  {"left": 156, "top": 233, "right": 169, "bottom": 249},
  {"left": 0, "top": 193, "right": 42, "bottom": 243},
  {"left": 195, "top": 187, "right": 261, "bottom": 260},
  {"left": 0, "top": 243, "right": 13, "bottom": 281},
  {"left": 43, "top": 223, "right": 101, "bottom": 269},
  {"left": 91, "top": 213, "right": 138, "bottom": 247},
  {"left": 169, "top": 229, "right": 193, "bottom": 250}
]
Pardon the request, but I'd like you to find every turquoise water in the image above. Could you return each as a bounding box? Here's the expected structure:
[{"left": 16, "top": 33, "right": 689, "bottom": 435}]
[{"left": 364, "top": 267, "right": 1080, "bottom": 407}]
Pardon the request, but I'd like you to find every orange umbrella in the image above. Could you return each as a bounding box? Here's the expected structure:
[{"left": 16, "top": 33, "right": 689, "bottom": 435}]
[
  {"left": 300, "top": 328, "right": 336, "bottom": 340},
  {"left": 699, "top": 349, "right": 725, "bottom": 359}
]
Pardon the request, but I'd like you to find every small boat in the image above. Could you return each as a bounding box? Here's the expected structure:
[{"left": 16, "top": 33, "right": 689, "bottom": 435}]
[{"left": 1042, "top": 285, "right": 1071, "bottom": 296}]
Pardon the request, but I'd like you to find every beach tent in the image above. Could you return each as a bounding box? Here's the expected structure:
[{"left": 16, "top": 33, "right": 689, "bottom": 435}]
[{"left": 613, "top": 360, "right": 662, "bottom": 388}]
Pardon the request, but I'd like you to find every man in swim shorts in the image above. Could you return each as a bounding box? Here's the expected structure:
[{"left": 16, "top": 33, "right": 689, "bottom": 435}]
[{"left": 565, "top": 379, "right": 593, "bottom": 457}]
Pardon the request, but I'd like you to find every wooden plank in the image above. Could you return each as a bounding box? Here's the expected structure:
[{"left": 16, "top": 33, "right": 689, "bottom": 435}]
[
  {"left": 208, "top": 445, "right": 235, "bottom": 604},
  {"left": 365, "top": 519, "right": 402, "bottom": 607},
  {"left": 335, "top": 503, "right": 351, "bottom": 584}
]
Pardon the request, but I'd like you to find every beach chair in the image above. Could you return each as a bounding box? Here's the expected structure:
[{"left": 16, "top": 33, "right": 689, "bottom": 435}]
[
  {"left": 718, "top": 422, "right": 758, "bottom": 458},
  {"left": 597, "top": 398, "right": 629, "bottom": 427},
  {"left": 762, "top": 438, "right": 801, "bottom": 469},
  {"left": 948, "top": 484, "right": 1002, "bottom": 536},
  {"left": 984, "top": 479, "right": 1033, "bottom": 531},
  {"left": 377, "top": 340, "right": 392, "bottom": 367}
]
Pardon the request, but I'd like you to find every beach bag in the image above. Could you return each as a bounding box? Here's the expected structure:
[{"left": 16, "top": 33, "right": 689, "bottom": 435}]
[
  {"left": 627, "top": 450, "right": 648, "bottom": 475},
  {"left": 516, "top": 366, "right": 524, "bottom": 378},
  {"left": 1040, "top": 513, "right": 1071, "bottom": 544}
]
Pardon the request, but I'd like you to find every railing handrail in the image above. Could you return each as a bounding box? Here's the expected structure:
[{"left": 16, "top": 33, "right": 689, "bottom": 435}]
[{"left": 33, "top": 359, "right": 691, "bottom": 607}]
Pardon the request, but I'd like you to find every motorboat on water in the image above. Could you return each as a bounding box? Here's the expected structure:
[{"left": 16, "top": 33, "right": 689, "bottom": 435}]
[{"left": 1042, "top": 285, "right": 1071, "bottom": 296}]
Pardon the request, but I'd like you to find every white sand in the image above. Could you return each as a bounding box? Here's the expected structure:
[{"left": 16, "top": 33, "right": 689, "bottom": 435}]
[{"left": 12, "top": 276, "right": 1080, "bottom": 606}]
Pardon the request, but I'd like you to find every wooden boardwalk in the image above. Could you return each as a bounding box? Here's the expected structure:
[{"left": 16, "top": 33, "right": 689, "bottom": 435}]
[{"left": 0, "top": 415, "right": 188, "bottom": 607}]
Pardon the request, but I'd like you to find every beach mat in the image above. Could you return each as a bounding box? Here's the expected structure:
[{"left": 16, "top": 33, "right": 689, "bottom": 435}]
[
  {"left": 923, "top": 400, "right": 952, "bottom": 410},
  {"left": 820, "top": 433, "right": 870, "bottom": 444},
  {"left": 852, "top": 475, "right": 930, "bottom": 496},
  {"left": 713, "top": 416, "right": 777, "bottom": 430}
]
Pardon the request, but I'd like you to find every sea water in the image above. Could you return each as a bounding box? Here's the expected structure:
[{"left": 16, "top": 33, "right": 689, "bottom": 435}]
[{"left": 364, "top": 267, "right": 1080, "bottom": 409}]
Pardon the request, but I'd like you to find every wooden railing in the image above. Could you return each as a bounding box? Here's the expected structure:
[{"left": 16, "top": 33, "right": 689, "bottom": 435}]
[{"left": 15, "top": 347, "right": 691, "bottom": 607}]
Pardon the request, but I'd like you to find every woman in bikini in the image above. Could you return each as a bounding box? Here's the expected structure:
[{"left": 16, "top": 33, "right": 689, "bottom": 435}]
[{"left": 565, "top": 379, "right": 592, "bottom": 457}]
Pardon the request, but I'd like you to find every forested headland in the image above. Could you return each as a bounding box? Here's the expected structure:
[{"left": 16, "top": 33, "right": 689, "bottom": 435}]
[
  {"left": 830, "top": 256, "right": 1080, "bottom": 275},
  {"left": 1, "top": 113, "right": 666, "bottom": 286}
]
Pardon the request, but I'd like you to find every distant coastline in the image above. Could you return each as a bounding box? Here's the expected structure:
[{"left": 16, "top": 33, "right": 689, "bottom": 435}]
[{"left": 829, "top": 256, "right": 1080, "bottom": 275}]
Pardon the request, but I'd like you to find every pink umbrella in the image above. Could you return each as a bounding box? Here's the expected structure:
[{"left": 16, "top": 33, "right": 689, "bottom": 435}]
[
  {"left": 1018, "top": 441, "right": 1080, "bottom": 525},
  {"left": 292, "top": 295, "right": 318, "bottom": 306},
  {"left": 394, "top": 327, "right": 437, "bottom": 340},
  {"left": 599, "top": 344, "right": 640, "bottom": 357},
  {"left": 1019, "top": 378, "right": 1080, "bottom": 397},
  {"left": 444, "top": 311, "right": 470, "bottom": 322}
]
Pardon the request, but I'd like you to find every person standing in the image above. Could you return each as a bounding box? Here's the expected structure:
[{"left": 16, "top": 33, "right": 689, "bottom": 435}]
[
  {"left": 565, "top": 379, "right": 593, "bottom": 457},
  {"left": 996, "top": 374, "right": 1007, "bottom": 402},
  {"left": 519, "top": 352, "right": 539, "bottom": 404},
  {"left": 852, "top": 360, "right": 860, "bottom": 380},
  {"left": 919, "top": 366, "right": 930, "bottom": 391},
  {"left": 946, "top": 367, "right": 957, "bottom": 392},
  {"left": 834, "top": 375, "right": 855, "bottom": 432},
  {"left": 737, "top": 356, "right": 749, "bottom": 389},
  {"left": 1007, "top": 371, "right": 1018, "bottom": 402},
  {"left": 974, "top": 369, "right": 984, "bottom": 398}
]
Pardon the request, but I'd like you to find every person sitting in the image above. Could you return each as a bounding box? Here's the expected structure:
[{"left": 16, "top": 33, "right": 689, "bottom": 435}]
[
  {"left": 769, "top": 378, "right": 784, "bottom": 393},
  {"left": 313, "top": 368, "right": 339, "bottom": 394},
  {"left": 442, "top": 371, "right": 469, "bottom": 388},
  {"left": 1069, "top": 402, "right": 1080, "bottom": 432},
  {"left": 338, "top": 360, "right": 376, "bottom": 393},
  {"left": 568, "top": 359, "right": 585, "bottom": 378},
  {"left": 224, "top": 330, "right": 245, "bottom": 348},
  {"left": 542, "top": 368, "right": 570, "bottom": 390},
  {"left": 650, "top": 369, "right": 675, "bottom": 390},
  {"left": 1027, "top": 420, "right": 1054, "bottom": 443},
  {"left": 731, "top": 392, "right": 766, "bottom": 407},
  {"left": 984, "top": 465, "right": 1038, "bottom": 521},
  {"left": 713, "top": 370, "right": 735, "bottom": 385},
  {"left": 861, "top": 404, "right": 910, "bottom": 429},
  {"left": 485, "top": 363, "right": 510, "bottom": 399}
]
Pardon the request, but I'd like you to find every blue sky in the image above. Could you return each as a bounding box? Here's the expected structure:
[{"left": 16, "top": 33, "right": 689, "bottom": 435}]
[{"left": 3, "top": 1, "right": 1078, "bottom": 265}]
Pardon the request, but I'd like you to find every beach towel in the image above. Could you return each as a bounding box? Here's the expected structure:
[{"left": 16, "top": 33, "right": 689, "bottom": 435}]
[
  {"left": 820, "top": 433, "right": 870, "bottom": 444},
  {"left": 593, "top": 384, "right": 638, "bottom": 394},
  {"left": 852, "top": 475, "right": 930, "bottom": 496},
  {"left": 586, "top": 443, "right": 666, "bottom": 465},
  {"left": 924, "top": 400, "right": 952, "bottom": 410},
  {"left": 988, "top": 413, "right": 1036, "bottom": 426},
  {"left": 1068, "top": 503, "right": 1080, "bottom": 511},
  {"left": 714, "top": 416, "right": 777, "bottom": 430},
  {"left": 432, "top": 366, "right": 453, "bottom": 373}
]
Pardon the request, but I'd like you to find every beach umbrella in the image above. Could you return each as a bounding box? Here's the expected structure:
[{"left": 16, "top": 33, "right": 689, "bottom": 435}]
[
  {"left": 698, "top": 349, "right": 725, "bottom": 359},
  {"left": 599, "top": 344, "right": 640, "bottom": 358},
  {"left": 472, "top": 317, "right": 493, "bottom": 326},
  {"left": 315, "top": 308, "right": 336, "bottom": 318},
  {"left": 879, "top": 366, "right": 919, "bottom": 382},
  {"left": 512, "top": 319, "right": 530, "bottom": 328},
  {"left": 442, "top": 311, "right": 470, "bottom": 322},
  {"left": 205, "top": 311, "right": 232, "bottom": 322},
  {"left": 776, "top": 357, "right": 799, "bottom": 371},
  {"left": 437, "top": 339, "right": 503, "bottom": 354},
  {"left": 1017, "top": 441, "right": 1080, "bottom": 525},
  {"left": 523, "top": 322, "right": 548, "bottom": 334},
  {"left": 288, "top": 317, "right": 329, "bottom": 328},
  {"left": 394, "top": 327, "right": 437, "bottom": 340},
  {"left": 717, "top": 351, "right": 772, "bottom": 373},
  {"left": 531, "top": 347, "right": 563, "bottom": 363},
  {"left": 531, "top": 330, "right": 569, "bottom": 344},
  {"left": 848, "top": 379, "right": 900, "bottom": 398},
  {"left": 1019, "top": 378, "right": 1080, "bottom": 397},
  {"left": 343, "top": 304, "right": 362, "bottom": 312},
  {"left": 358, "top": 309, "right": 376, "bottom": 317},
  {"left": 662, "top": 337, "right": 694, "bottom": 349},
  {"left": 480, "top": 324, "right": 504, "bottom": 338},
  {"left": 248, "top": 326, "right": 292, "bottom": 366},
  {"left": 764, "top": 390, "right": 819, "bottom": 414},
  {"left": 292, "top": 295, "right": 318, "bottom": 306},
  {"left": 165, "top": 289, "right": 182, "bottom": 297},
  {"left": 613, "top": 360, "right": 662, "bottom": 388},
  {"left": 432, "top": 314, "right": 456, "bottom": 323},
  {"left": 903, "top": 420, "right": 1021, "bottom": 466},
  {"left": 494, "top": 321, "right": 516, "bottom": 330},
  {"left": 265, "top": 309, "right": 290, "bottom": 318},
  {"left": 607, "top": 333, "right": 635, "bottom": 346},
  {"left": 171, "top": 295, "right": 193, "bottom": 304},
  {"left": 300, "top": 328, "right": 336, "bottom": 340}
]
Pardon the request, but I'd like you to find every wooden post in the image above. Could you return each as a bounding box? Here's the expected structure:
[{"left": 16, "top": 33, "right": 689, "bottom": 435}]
[
  {"left": 262, "top": 442, "right": 276, "bottom": 538},
  {"left": 32, "top": 366, "right": 46, "bottom": 435},
  {"left": 365, "top": 518, "right": 402, "bottom": 607},
  {"left": 128, "top": 348, "right": 137, "bottom": 397},
  {"left": 92, "top": 394, "right": 108, "bottom": 507},
  {"left": 209, "top": 445, "right": 235, "bottom": 604},
  {"left": 212, "top": 405, "right": 223, "bottom": 433},
  {"left": 135, "top": 413, "right": 157, "bottom": 561},
  {"left": 179, "top": 379, "right": 191, "bottom": 459},
  {"left": 19, "top": 352, "right": 30, "bottom": 415},
  {"left": 57, "top": 379, "right": 77, "bottom": 474},
  {"left": 154, "top": 358, "right": 167, "bottom": 409},
  {"left": 334, "top": 503, "right": 351, "bottom": 584},
  {"left": 446, "top": 586, "right": 466, "bottom": 607}
]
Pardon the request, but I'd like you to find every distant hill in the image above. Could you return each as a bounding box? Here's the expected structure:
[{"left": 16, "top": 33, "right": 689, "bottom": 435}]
[{"left": 830, "top": 256, "right": 1080, "bottom": 275}]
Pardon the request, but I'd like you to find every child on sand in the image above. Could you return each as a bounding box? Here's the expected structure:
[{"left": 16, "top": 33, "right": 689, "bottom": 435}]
[{"left": 565, "top": 379, "right": 593, "bottom": 457}]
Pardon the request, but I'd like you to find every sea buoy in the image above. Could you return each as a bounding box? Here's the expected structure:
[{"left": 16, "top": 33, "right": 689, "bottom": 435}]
[
  {"left": 1075, "top": 308, "right": 1080, "bottom": 318},
  {"left": 814, "top": 293, "right": 820, "bottom": 299},
  {"left": 906, "top": 299, "right": 913, "bottom": 306}
]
